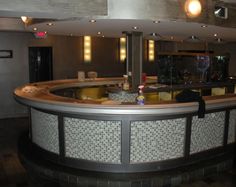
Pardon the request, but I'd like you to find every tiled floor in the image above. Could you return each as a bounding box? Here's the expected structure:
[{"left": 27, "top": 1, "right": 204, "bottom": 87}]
[{"left": 0, "top": 117, "right": 236, "bottom": 187}]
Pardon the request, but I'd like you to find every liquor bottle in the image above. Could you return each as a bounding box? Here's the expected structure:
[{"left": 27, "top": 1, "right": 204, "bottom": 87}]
[{"left": 123, "top": 75, "right": 130, "bottom": 91}]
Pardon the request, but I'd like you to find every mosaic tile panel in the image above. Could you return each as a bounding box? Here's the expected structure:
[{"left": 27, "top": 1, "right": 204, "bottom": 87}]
[
  {"left": 130, "top": 118, "right": 186, "bottom": 163},
  {"left": 190, "top": 112, "right": 225, "bottom": 154},
  {"left": 228, "top": 110, "right": 236, "bottom": 144},
  {"left": 108, "top": 92, "right": 138, "bottom": 102},
  {"left": 64, "top": 118, "right": 121, "bottom": 163},
  {"left": 31, "top": 108, "right": 59, "bottom": 154}
]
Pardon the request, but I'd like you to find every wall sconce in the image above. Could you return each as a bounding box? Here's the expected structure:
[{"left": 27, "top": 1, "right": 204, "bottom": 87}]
[
  {"left": 184, "top": 0, "right": 202, "bottom": 18},
  {"left": 120, "top": 37, "right": 126, "bottom": 62},
  {"left": 21, "top": 16, "right": 32, "bottom": 24},
  {"left": 84, "top": 36, "right": 91, "bottom": 63},
  {"left": 148, "top": 40, "right": 155, "bottom": 62}
]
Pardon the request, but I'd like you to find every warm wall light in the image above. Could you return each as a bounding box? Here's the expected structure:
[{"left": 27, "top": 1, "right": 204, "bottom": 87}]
[
  {"left": 185, "top": 0, "right": 202, "bottom": 18},
  {"left": 84, "top": 36, "right": 91, "bottom": 63},
  {"left": 148, "top": 40, "right": 155, "bottom": 62},
  {"left": 120, "top": 37, "right": 126, "bottom": 62},
  {"left": 21, "top": 16, "right": 30, "bottom": 23}
]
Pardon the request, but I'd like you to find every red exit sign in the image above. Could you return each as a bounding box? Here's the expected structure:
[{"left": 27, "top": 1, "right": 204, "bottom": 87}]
[{"left": 34, "top": 32, "right": 47, "bottom": 39}]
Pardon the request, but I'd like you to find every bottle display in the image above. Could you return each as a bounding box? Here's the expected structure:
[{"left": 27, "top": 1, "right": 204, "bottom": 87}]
[
  {"left": 136, "top": 85, "right": 145, "bottom": 105},
  {"left": 122, "top": 75, "right": 130, "bottom": 91}
]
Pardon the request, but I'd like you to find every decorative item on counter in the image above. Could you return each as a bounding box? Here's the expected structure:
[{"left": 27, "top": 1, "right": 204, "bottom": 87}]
[
  {"left": 78, "top": 71, "right": 85, "bottom": 81},
  {"left": 123, "top": 75, "right": 130, "bottom": 90},
  {"left": 87, "top": 71, "right": 98, "bottom": 80},
  {"left": 136, "top": 85, "right": 145, "bottom": 105}
]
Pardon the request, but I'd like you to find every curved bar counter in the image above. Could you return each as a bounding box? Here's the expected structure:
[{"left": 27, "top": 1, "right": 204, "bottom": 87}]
[{"left": 14, "top": 78, "right": 236, "bottom": 173}]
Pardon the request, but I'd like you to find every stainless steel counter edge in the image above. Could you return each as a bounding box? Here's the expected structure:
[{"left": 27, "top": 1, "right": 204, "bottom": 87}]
[
  {"left": 14, "top": 93, "right": 236, "bottom": 115},
  {"left": 14, "top": 79, "right": 236, "bottom": 115}
]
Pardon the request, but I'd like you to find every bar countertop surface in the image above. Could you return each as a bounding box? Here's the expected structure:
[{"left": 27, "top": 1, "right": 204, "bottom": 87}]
[{"left": 14, "top": 78, "right": 236, "bottom": 115}]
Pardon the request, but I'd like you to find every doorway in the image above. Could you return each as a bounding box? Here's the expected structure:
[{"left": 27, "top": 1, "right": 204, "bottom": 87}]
[{"left": 29, "top": 47, "right": 53, "bottom": 83}]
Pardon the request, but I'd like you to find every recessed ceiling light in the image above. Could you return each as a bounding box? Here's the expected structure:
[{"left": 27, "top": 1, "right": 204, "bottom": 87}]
[
  {"left": 190, "top": 35, "right": 198, "bottom": 39},
  {"left": 214, "top": 33, "right": 218, "bottom": 37},
  {"left": 185, "top": 35, "right": 201, "bottom": 42},
  {"left": 47, "top": 23, "right": 54, "bottom": 26},
  {"left": 97, "top": 31, "right": 101, "bottom": 35},
  {"left": 216, "top": 38, "right": 223, "bottom": 43},
  {"left": 89, "top": 19, "right": 96, "bottom": 23},
  {"left": 201, "top": 25, "right": 207, "bottom": 28},
  {"left": 132, "top": 26, "right": 138, "bottom": 30},
  {"left": 150, "top": 33, "right": 158, "bottom": 36},
  {"left": 153, "top": 20, "right": 160, "bottom": 24},
  {"left": 33, "top": 27, "right": 37, "bottom": 31},
  {"left": 187, "top": 35, "right": 200, "bottom": 41}
]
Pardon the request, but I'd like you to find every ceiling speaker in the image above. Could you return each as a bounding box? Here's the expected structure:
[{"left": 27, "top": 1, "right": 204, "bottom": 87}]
[{"left": 214, "top": 5, "right": 228, "bottom": 19}]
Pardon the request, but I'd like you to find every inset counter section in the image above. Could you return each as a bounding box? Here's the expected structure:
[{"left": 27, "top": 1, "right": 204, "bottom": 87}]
[
  {"left": 64, "top": 117, "right": 121, "bottom": 163},
  {"left": 31, "top": 108, "right": 59, "bottom": 154},
  {"left": 130, "top": 118, "right": 186, "bottom": 163},
  {"left": 190, "top": 112, "right": 225, "bottom": 154},
  {"left": 108, "top": 91, "right": 138, "bottom": 102}
]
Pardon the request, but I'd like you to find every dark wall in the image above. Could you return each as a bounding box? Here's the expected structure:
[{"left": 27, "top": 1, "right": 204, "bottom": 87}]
[{"left": 29, "top": 35, "right": 127, "bottom": 79}]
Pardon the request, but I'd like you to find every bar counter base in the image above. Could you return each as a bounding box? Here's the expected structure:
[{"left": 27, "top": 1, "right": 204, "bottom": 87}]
[{"left": 18, "top": 132, "right": 235, "bottom": 187}]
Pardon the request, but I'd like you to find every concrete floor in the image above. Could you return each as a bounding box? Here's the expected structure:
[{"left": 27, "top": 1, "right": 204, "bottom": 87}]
[{"left": 0, "top": 117, "right": 236, "bottom": 187}]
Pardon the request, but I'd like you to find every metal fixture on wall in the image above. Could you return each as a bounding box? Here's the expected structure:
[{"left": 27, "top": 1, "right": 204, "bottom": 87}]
[
  {"left": 184, "top": 0, "right": 202, "bottom": 18},
  {"left": 120, "top": 37, "right": 126, "bottom": 63},
  {"left": 84, "top": 36, "right": 91, "bottom": 63},
  {"left": 21, "top": 16, "right": 31, "bottom": 24},
  {"left": 214, "top": 5, "right": 228, "bottom": 19},
  {"left": 148, "top": 40, "right": 155, "bottom": 62}
]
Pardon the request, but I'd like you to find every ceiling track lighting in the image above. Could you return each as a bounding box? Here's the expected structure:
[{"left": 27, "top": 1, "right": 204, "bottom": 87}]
[{"left": 184, "top": 0, "right": 202, "bottom": 18}]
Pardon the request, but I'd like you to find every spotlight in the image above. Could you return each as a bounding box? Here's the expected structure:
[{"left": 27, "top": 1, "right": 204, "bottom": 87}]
[
  {"left": 184, "top": 0, "right": 202, "bottom": 18},
  {"left": 214, "top": 5, "right": 228, "bottom": 19}
]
